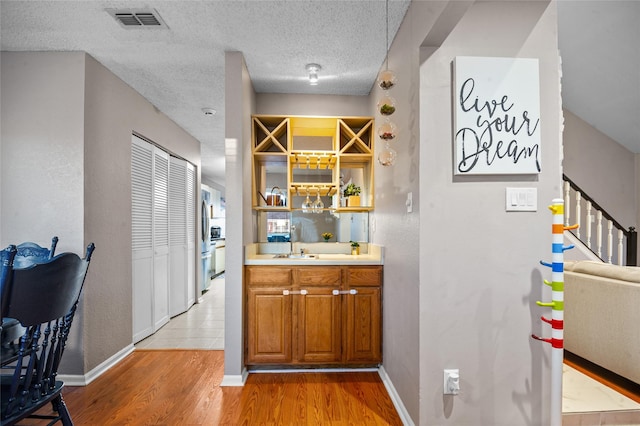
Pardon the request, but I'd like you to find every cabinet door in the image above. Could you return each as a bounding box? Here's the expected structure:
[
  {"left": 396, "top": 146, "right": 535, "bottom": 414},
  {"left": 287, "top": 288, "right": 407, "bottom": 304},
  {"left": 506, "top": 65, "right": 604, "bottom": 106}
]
[
  {"left": 152, "top": 147, "right": 170, "bottom": 331},
  {"left": 296, "top": 288, "right": 342, "bottom": 363},
  {"left": 186, "top": 163, "right": 196, "bottom": 308},
  {"left": 247, "top": 287, "right": 292, "bottom": 364},
  {"left": 345, "top": 287, "right": 381, "bottom": 363},
  {"left": 169, "top": 156, "right": 188, "bottom": 317},
  {"left": 132, "top": 137, "right": 154, "bottom": 342}
]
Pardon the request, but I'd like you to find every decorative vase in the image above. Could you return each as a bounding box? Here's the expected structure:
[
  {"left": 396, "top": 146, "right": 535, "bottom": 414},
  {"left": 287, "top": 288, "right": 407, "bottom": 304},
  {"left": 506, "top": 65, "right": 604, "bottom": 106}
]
[
  {"left": 351, "top": 247, "right": 360, "bottom": 256},
  {"left": 347, "top": 195, "right": 360, "bottom": 207}
]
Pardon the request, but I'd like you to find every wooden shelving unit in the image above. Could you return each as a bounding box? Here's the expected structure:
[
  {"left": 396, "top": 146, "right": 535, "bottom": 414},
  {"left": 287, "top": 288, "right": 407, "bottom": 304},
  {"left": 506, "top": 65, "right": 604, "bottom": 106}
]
[{"left": 251, "top": 115, "right": 374, "bottom": 212}]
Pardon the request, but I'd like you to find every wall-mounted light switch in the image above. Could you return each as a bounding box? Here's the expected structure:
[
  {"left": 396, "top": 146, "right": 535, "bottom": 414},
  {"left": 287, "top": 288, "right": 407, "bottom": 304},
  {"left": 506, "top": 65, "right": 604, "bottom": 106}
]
[{"left": 505, "top": 187, "right": 537, "bottom": 212}]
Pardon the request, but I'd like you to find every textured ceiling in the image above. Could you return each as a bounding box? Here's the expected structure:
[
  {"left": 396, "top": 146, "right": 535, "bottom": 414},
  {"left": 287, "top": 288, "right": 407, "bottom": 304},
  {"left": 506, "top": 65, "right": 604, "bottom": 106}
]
[
  {"left": 1, "top": 1, "right": 638, "bottom": 186},
  {"left": 0, "top": 0, "right": 410, "bottom": 185}
]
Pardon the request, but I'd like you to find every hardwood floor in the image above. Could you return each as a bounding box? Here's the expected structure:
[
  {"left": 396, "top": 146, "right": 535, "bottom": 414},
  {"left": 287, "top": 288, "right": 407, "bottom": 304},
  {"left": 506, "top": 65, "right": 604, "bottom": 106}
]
[{"left": 24, "top": 350, "right": 402, "bottom": 425}]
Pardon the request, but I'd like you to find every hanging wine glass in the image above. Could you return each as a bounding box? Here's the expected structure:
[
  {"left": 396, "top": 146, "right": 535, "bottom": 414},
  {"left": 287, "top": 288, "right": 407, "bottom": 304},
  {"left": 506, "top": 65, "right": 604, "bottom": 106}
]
[
  {"left": 301, "top": 194, "right": 313, "bottom": 213},
  {"left": 312, "top": 192, "right": 324, "bottom": 214}
]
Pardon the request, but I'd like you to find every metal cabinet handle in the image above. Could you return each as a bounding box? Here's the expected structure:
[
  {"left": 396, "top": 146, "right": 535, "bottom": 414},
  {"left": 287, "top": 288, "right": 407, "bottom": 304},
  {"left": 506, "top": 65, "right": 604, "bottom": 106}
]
[
  {"left": 282, "top": 289, "right": 308, "bottom": 296},
  {"left": 284, "top": 289, "right": 354, "bottom": 296}
]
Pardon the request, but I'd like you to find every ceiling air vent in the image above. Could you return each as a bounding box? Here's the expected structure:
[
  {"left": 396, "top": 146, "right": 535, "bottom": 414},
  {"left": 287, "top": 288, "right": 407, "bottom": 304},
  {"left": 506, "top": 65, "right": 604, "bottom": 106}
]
[{"left": 107, "top": 9, "right": 168, "bottom": 29}]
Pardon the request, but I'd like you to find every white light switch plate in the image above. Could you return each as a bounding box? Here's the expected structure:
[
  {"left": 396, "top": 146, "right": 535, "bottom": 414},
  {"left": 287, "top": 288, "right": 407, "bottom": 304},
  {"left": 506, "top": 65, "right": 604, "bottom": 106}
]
[{"left": 505, "top": 187, "right": 537, "bottom": 212}]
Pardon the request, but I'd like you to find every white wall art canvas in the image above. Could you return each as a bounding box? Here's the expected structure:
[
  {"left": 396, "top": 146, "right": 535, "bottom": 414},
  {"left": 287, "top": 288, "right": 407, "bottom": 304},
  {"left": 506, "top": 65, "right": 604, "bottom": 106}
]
[{"left": 453, "top": 56, "right": 541, "bottom": 175}]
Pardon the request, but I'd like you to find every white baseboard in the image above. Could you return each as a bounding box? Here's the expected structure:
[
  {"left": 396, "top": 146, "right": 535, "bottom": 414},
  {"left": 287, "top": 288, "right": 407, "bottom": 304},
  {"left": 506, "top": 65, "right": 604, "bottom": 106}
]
[
  {"left": 57, "top": 344, "right": 135, "bottom": 387},
  {"left": 220, "top": 367, "right": 249, "bottom": 386},
  {"left": 249, "top": 367, "right": 379, "bottom": 374},
  {"left": 378, "top": 365, "right": 414, "bottom": 426}
]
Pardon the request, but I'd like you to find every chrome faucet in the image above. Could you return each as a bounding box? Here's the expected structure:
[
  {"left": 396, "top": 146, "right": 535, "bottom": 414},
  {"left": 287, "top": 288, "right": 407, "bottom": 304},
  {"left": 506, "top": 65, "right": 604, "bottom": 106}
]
[{"left": 289, "top": 224, "right": 296, "bottom": 255}]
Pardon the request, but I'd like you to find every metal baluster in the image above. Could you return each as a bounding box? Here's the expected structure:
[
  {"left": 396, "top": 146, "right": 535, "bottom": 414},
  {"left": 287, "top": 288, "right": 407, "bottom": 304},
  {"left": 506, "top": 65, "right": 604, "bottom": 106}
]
[
  {"left": 585, "top": 201, "right": 592, "bottom": 248},
  {"left": 575, "top": 191, "right": 581, "bottom": 239},
  {"left": 617, "top": 229, "right": 624, "bottom": 266},
  {"left": 607, "top": 220, "right": 613, "bottom": 264},
  {"left": 564, "top": 181, "right": 571, "bottom": 227},
  {"left": 596, "top": 211, "right": 603, "bottom": 258}
]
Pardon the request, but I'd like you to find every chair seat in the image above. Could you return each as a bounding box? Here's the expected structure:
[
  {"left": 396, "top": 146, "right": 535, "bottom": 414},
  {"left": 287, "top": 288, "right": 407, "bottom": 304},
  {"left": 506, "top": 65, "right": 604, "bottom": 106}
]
[
  {"left": 1, "top": 318, "right": 24, "bottom": 346},
  {"left": 0, "top": 376, "right": 65, "bottom": 426},
  {"left": 0, "top": 318, "right": 26, "bottom": 366}
]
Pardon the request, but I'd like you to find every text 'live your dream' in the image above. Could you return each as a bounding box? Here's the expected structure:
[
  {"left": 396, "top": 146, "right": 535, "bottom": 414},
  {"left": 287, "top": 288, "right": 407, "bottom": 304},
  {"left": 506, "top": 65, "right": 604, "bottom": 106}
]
[{"left": 455, "top": 78, "right": 541, "bottom": 174}]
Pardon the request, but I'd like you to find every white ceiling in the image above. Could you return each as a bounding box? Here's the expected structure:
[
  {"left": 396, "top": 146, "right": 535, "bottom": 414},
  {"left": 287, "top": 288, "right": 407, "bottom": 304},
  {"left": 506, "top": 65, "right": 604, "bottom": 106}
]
[{"left": 1, "top": 1, "right": 638, "bottom": 185}]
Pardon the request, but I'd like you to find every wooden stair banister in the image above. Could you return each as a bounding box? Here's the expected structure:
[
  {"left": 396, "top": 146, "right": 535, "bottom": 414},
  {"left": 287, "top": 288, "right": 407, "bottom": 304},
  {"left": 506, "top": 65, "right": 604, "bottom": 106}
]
[{"left": 563, "top": 174, "right": 637, "bottom": 266}]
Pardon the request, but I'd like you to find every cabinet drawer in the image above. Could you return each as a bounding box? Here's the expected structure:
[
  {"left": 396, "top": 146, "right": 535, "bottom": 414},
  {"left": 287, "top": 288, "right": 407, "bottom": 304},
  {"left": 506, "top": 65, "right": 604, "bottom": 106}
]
[
  {"left": 295, "top": 267, "right": 341, "bottom": 286},
  {"left": 347, "top": 266, "right": 382, "bottom": 286},
  {"left": 246, "top": 266, "right": 292, "bottom": 286}
]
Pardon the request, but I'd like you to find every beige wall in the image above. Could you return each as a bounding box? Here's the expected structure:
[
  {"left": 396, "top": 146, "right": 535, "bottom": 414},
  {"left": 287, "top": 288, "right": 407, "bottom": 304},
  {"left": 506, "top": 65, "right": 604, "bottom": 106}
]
[
  {"left": 223, "top": 51, "right": 256, "bottom": 379},
  {"left": 369, "top": 1, "right": 561, "bottom": 423},
  {"left": 83, "top": 54, "right": 201, "bottom": 372},
  {"left": 2, "top": 52, "right": 88, "bottom": 374},
  {"left": 369, "top": 1, "right": 447, "bottom": 422},
  {"left": 256, "top": 93, "right": 370, "bottom": 117},
  {"left": 1, "top": 52, "right": 86, "bottom": 253},
  {"left": 232, "top": 2, "right": 564, "bottom": 423},
  {"left": 1, "top": 52, "right": 201, "bottom": 375},
  {"left": 563, "top": 109, "right": 637, "bottom": 229}
]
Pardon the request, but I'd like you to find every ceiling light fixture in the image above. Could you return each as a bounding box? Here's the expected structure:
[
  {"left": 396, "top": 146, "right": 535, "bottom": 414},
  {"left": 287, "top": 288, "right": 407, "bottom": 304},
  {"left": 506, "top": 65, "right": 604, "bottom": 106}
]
[{"left": 306, "top": 63, "right": 322, "bottom": 86}]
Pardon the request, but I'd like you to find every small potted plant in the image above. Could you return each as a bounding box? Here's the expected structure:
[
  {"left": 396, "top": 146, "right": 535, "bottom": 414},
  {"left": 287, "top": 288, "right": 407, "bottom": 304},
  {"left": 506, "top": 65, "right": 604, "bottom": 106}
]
[
  {"left": 343, "top": 183, "right": 361, "bottom": 207},
  {"left": 321, "top": 232, "right": 333, "bottom": 242},
  {"left": 350, "top": 241, "right": 360, "bottom": 256}
]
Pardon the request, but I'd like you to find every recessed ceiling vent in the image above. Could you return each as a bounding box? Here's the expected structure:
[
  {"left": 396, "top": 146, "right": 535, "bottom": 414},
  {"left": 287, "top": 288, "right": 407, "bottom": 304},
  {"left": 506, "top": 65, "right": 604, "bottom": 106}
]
[{"left": 107, "top": 9, "right": 168, "bottom": 29}]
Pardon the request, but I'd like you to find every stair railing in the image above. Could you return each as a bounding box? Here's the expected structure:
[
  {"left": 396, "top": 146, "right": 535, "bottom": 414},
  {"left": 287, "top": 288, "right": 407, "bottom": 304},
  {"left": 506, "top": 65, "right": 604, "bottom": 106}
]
[{"left": 563, "top": 174, "right": 637, "bottom": 266}]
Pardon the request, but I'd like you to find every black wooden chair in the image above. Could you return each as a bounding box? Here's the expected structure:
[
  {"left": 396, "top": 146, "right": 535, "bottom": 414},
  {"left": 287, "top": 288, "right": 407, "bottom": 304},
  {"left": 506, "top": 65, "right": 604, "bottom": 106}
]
[
  {"left": 2, "top": 237, "right": 59, "bottom": 352},
  {"left": 0, "top": 242, "right": 95, "bottom": 426}
]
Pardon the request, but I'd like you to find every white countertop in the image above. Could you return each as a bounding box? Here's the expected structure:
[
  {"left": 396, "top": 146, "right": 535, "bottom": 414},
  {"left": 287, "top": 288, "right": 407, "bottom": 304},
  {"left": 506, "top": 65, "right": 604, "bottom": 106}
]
[{"left": 244, "top": 243, "right": 384, "bottom": 266}]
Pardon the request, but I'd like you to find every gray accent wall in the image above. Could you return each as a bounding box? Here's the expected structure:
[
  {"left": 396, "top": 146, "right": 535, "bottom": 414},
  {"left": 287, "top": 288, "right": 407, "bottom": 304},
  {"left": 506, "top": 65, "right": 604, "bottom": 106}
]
[{"left": 1, "top": 51, "right": 201, "bottom": 374}]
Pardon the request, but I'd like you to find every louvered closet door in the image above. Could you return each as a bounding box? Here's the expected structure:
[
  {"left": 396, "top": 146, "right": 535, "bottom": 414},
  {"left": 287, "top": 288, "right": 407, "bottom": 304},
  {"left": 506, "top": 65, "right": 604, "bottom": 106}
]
[
  {"left": 186, "top": 163, "right": 196, "bottom": 307},
  {"left": 131, "top": 136, "right": 154, "bottom": 342},
  {"left": 153, "top": 147, "right": 170, "bottom": 331},
  {"left": 169, "top": 157, "right": 188, "bottom": 317}
]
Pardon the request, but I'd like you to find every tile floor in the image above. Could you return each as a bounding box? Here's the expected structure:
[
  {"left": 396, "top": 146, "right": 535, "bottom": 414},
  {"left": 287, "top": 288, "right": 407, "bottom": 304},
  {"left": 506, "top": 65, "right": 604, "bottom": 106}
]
[
  {"left": 563, "top": 364, "right": 640, "bottom": 425},
  {"left": 136, "top": 276, "right": 640, "bottom": 424},
  {"left": 135, "top": 274, "right": 225, "bottom": 350}
]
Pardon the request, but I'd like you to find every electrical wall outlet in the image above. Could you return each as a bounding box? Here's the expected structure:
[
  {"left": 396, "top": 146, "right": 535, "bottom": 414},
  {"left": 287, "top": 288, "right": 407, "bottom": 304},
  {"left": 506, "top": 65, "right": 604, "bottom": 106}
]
[{"left": 444, "top": 369, "right": 460, "bottom": 395}]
